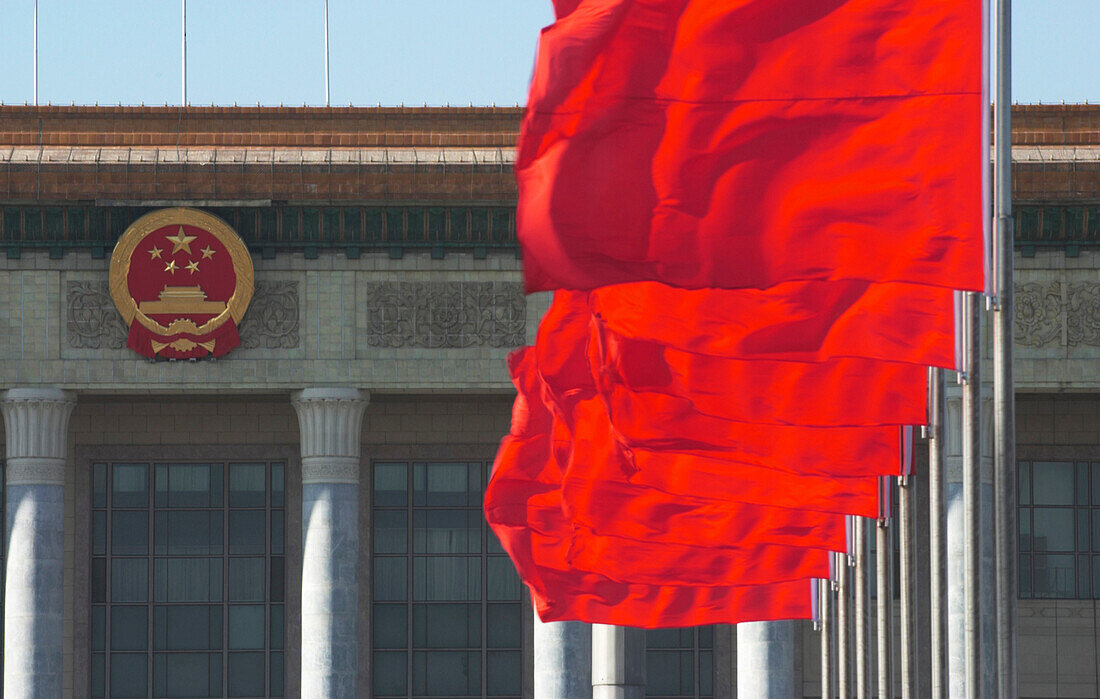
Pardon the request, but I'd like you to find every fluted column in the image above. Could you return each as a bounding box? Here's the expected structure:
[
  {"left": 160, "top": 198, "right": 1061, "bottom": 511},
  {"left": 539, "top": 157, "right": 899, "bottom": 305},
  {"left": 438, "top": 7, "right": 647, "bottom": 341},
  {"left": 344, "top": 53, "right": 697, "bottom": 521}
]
[
  {"left": 737, "top": 621, "right": 796, "bottom": 698},
  {"left": 291, "top": 388, "right": 369, "bottom": 699},
  {"left": 535, "top": 615, "right": 591, "bottom": 697},
  {"left": 1, "top": 387, "right": 76, "bottom": 698}
]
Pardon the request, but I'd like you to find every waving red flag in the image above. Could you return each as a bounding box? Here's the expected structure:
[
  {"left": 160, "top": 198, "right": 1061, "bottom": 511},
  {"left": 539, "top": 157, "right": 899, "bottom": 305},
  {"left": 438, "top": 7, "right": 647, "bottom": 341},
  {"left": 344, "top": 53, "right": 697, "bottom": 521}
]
[
  {"left": 518, "top": 0, "right": 984, "bottom": 292},
  {"left": 590, "top": 280, "right": 957, "bottom": 367}
]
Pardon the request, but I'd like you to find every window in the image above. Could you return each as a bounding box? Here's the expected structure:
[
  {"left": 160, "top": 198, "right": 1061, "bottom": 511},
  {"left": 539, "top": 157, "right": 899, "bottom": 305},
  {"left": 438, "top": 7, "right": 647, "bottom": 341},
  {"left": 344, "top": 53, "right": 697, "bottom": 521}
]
[
  {"left": 645, "top": 627, "right": 714, "bottom": 698},
  {"left": 1018, "top": 461, "right": 1100, "bottom": 599},
  {"left": 372, "top": 461, "right": 524, "bottom": 698},
  {"left": 91, "top": 462, "right": 285, "bottom": 698}
]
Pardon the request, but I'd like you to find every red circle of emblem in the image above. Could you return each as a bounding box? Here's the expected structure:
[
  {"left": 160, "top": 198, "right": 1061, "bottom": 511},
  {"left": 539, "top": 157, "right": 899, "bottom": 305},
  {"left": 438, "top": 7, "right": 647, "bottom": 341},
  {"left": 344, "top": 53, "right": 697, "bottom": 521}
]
[{"left": 109, "top": 208, "right": 254, "bottom": 359}]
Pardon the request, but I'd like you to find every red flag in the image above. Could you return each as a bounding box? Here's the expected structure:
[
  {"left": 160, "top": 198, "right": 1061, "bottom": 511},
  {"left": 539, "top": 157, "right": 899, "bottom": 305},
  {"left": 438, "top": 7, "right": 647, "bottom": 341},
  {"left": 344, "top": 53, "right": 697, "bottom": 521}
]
[
  {"left": 590, "top": 280, "right": 956, "bottom": 368},
  {"left": 518, "top": 0, "right": 984, "bottom": 292},
  {"left": 594, "top": 318, "right": 929, "bottom": 426}
]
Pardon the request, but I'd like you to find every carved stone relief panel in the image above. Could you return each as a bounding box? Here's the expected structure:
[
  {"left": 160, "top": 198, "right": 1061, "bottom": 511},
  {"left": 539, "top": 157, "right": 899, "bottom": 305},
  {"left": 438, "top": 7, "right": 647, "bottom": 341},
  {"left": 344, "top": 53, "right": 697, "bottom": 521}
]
[
  {"left": 366, "top": 281, "right": 525, "bottom": 348},
  {"left": 66, "top": 281, "right": 128, "bottom": 349},
  {"left": 239, "top": 281, "right": 301, "bottom": 349},
  {"left": 1015, "top": 281, "right": 1100, "bottom": 348}
]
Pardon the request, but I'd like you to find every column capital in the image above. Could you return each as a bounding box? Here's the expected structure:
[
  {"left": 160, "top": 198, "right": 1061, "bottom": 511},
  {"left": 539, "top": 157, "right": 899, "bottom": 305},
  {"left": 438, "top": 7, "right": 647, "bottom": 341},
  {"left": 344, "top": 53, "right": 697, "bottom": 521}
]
[
  {"left": 1, "top": 388, "right": 76, "bottom": 486},
  {"left": 291, "top": 387, "right": 369, "bottom": 485}
]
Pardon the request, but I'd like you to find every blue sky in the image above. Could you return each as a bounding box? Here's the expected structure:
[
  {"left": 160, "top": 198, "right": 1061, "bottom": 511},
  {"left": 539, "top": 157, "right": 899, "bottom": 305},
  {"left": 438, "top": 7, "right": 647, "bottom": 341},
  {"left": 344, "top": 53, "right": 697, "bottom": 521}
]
[{"left": 0, "top": 1, "right": 1095, "bottom": 106}]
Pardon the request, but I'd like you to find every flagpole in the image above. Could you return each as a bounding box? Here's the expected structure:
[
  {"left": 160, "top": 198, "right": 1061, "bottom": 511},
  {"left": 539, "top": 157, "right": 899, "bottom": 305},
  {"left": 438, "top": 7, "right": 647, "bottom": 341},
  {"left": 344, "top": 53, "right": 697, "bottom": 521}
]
[
  {"left": 992, "top": 0, "right": 1017, "bottom": 692},
  {"left": 962, "top": 291, "right": 982, "bottom": 698},
  {"left": 876, "top": 502, "right": 894, "bottom": 699},
  {"left": 838, "top": 551, "right": 851, "bottom": 698},
  {"left": 897, "top": 473, "right": 915, "bottom": 698},
  {"left": 33, "top": 0, "right": 38, "bottom": 105},
  {"left": 821, "top": 579, "right": 834, "bottom": 699},
  {"left": 323, "top": 0, "right": 330, "bottom": 106},
  {"left": 928, "top": 368, "right": 948, "bottom": 698},
  {"left": 181, "top": 0, "right": 187, "bottom": 106},
  {"left": 855, "top": 519, "right": 870, "bottom": 699}
]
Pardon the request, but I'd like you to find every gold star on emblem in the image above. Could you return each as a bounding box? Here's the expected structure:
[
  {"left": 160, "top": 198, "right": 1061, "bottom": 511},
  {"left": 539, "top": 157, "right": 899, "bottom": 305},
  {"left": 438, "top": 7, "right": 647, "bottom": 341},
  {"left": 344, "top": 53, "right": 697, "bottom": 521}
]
[
  {"left": 200, "top": 246, "right": 215, "bottom": 259},
  {"left": 165, "top": 227, "right": 197, "bottom": 255},
  {"left": 148, "top": 246, "right": 163, "bottom": 260},
  {"left": 186, "top": 260, "right": 200, "bottom": 274},
  {"left": 164, "top": 260, "right": 178, "bottom": 274}
]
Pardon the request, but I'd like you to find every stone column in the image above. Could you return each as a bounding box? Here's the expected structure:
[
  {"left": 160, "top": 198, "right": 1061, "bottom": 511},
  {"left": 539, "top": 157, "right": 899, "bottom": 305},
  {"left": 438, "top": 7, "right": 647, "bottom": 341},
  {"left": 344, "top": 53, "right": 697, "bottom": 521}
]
[
  {"left": 737, "top": 621, "right": 796, "bottom": 698},
  {"left": 534, "top": 616, "right": 592, "bottom": 698},
  {"left": 1, "top": 387, "right": 76, "bottom": 698},
  {"left": 592, "top": 624, "right": 645, "bottom": 699},
  {"left": 944, "top": 386, "right": 995, "bottom": 698},
  {"left": 291, "top": 388, "right": 368, "bottom": 699}
]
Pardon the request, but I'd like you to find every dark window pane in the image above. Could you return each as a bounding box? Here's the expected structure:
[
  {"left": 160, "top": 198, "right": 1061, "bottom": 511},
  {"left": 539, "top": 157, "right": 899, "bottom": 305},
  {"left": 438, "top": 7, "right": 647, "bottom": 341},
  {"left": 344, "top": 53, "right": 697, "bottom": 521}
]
[
  {"left": 1020, "top": 462, "right": 1031, "bottom": 505},
  {"left": 487, "top": 605, "right": 521, "bottom": 648},
  {"left": 271, "top": 510, "right": 284, "bottom": 554},
  {"left": 700, "top": 626, "right": 714, "bottom": 648},
  {"left": 112, "top": 511, "right": 148, "bottom": 555},
  {"left": 111, "top": 606, "right": 148, "bottom": 650},
  {"left": 229, "top": 558, "right": 266, "bottom": 601},
  {"left": 1033, "top": 508, "right": 1074, "bottom": 551},
  {"left": 414, "top": 556, "right": 480, "bottom": 601},
  {"left": 112, "top": 558, "right": 148, "bottom": 602},
  {"left": 92, "top": 558, "right": 107, "bottom": 602},
  {"left": 93, "top": 463, "right": 107, "bottom": 508},
  {"left": 374, "top": 463, "right": 408, "bottom": 507},
  {"left": 169, "top": 464, "right": 219, "bottom": 507},
  {"left": 271, "top": 651, "right": 285, "bottom": 697},
  {"left": 1078, "top": 463, "right": 1090, "bottom": 505},
  {"left": 413, "top": 651, "right": 480, "bottom": 695},
  {"left": 154, "top": 605, "right": 221, "bottom": 651},
  {"left": 91, "top": 653, "right": 105, "bottom": 698},
  {"left": 373, "top": 651, "right": 408, "bottom": 695},
  {"left": 1080, "top": 555, "right": 1092, "bottom": 598},
  {"left": 155, "top": 510, "right": 223, "bottom": 555},
  {"left": 375, "top": 510, "right": 407, "bottom": 554},
  {"left": 374, "top": 604, "right": 408, "bottom": 649},
  {"left": 271, "top": 605, "right": 284, "bottom": 650},
  {"left": 271, "top": 556, "right": 285, "bottom": 602},
  {"left": 414, "top": 603, "right": 479, "bottom": 648},
  {"left": 93, "top": 511, "right": 106, "bottom": 555},
  {"left": 1033, "top": 462, "right": 1074, "bottom": 505},
  {"left": 92, "top": 606, "right": 106, "bottom": 652},
  {"left": 229, "top": 463, "right": 266, "bottom": 508},
  {"left": 229, "top": 605, "right": 266, "bottom": 650},
  {"left": 153, "top": 652, "right": 221, "bottom": 698},
  {"left": 229, "top": 511, "right": 266, "bottom": 554},
  {"left": 1033, "top": 554, "right": 1075, "bottom": 598},
  {"left": 1019, "top": 511, "right": 1032, "bottom": 551},
  {"left": 487, "top": 650, "right": 522, "bottom": 695},
  {"left": 1080, "top": 510, "right": 1091, "bottom": 551},
  {"left": 647, "top": 628, "right": 686, "bottom": 649},
  {"left": 1020, "top": 554, "right": 1032, "bottom": 598},
  {"left": 701, "top": 649, "right": 714, "bottom": 695},
  {"left": 487, "top": 557, "right": 523, "bottom": 600},
  {"left": 271, "top": 463, "right": 285, "bottom": 508},
  {"left": 227, "top": 652, "right": 265, "bottom": 697},
  {"left": 113, "top": 464, "right": 148, "bottom": 507},
  {"left": 374, "top": 558, "right": 407, "bottom": 601},
  {"left": 646, "top": 650, "right": 686, "bottom": 695},
  {"left": 154, "top": 464, "right": 168, "bottom": 508},
  {"left": 414, "top": 463, "right": 470, "bottom": 506},
  {"left": 155, "top": 558, "right": 222, "bottom": 603},
  {"left": 414, "top": 510, "right": 480, "bottom": 554},
  {"left": 110, "top": 653, "right": 148, "bottom": 697},
  {"left": 1093, "top": 463, "right": 1100, "bottom": 506}
]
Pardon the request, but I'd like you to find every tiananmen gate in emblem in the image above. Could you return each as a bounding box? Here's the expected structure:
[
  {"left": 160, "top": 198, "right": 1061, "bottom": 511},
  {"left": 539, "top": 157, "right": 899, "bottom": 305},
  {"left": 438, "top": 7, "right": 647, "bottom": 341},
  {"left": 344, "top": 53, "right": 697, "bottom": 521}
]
[{"left": 109, "top": 208, "right": 254, "bottom": 359}]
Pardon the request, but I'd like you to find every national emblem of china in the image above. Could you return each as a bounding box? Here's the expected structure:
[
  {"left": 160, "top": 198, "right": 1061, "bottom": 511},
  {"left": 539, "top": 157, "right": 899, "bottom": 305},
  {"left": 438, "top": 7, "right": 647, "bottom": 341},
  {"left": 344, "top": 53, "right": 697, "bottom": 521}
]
[{"left": 109, "top": 208, "right": 254, "bottom": 359}]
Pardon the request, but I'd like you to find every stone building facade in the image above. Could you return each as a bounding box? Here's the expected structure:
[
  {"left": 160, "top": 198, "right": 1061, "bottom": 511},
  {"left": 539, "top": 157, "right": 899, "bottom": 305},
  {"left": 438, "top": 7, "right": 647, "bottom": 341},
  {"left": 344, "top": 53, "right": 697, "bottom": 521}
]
[{"left": 0, "top": 104, "right": 1097, "bottom": 697}]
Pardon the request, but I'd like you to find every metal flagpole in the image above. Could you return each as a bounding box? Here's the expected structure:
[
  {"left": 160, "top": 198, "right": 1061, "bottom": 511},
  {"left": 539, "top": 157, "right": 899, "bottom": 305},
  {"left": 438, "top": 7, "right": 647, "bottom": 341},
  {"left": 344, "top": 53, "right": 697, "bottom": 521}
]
[
  {"left": 821, "top": 579, "right": 834, "bottom": 699},
  {"left": 323, "top": 0, "right": 331, "bottom": 106},
  {"left": 181, "top": 0, "right": 187, "bottom": 106},
  {"left": 33, "top": 0, "right": 38, "bottom": 105},
  {"left": 928, "top": 367, "right": 948, "bottom": 698},
  {"left": 855, "top": 519, "right": 870, "bottom": 699},
  {"left": 993, "top": 0, "right": 1017, "bottom": 693},
  {"left": 838, "top": 551, "right": 851, "bottom": 699},
  {"left": 898, "top": 472, "right": 915, "bottom": 698},
  {"left": 963, "top": 290, "right": 982, "bottom": 697},
  {"left": 876, "top": 478, "right": 894, "bottom": 699}
]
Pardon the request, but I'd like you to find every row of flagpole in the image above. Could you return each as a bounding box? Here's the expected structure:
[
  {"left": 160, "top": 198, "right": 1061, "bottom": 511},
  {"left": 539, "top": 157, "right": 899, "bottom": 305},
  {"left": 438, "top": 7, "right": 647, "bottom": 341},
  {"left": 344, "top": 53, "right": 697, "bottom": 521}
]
[{"left": 816, "top": 0, "right": 1015, "bottom": 695}]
